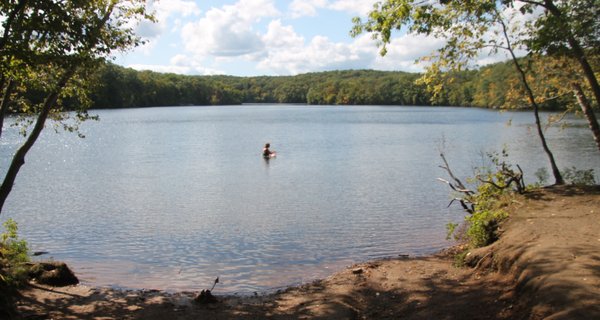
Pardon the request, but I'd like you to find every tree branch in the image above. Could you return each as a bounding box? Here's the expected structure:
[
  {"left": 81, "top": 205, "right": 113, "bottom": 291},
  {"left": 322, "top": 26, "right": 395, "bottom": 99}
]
[
  {"left": 516, "top": 0, "right": 547, "bottom": 8},
  {"left": 476, "top": 177, "right": 505, "bottom": 190},
  {"left": 0, "top": 67, "right": 76, "bottom": 213},
  {"left": 448, "top": 198, "right": 475, "bottom": 214},
  {"left": 437, "top": 178, "right": 474, "bottom": 194},
  {"left": 439, "top": 153, "right": 473, "bottom": 194},
  {"left": 0, "top": 78, "right": 15, "bottom": 139}
]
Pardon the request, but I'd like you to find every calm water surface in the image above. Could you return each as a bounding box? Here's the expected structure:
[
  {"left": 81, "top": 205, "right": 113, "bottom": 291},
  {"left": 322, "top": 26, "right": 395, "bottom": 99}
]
[{"left": 2, "top": 105, "right": 599, "bottom": 293}]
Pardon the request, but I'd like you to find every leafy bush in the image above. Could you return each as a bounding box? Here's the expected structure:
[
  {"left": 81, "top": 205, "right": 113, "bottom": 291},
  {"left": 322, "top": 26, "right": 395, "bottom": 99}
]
[
  {"left": 444, "top": 149, "right": 519, "bottom": 249},
  {"left": 464, "top": 207, "right": 507, "bottom": 248},
  {"left": 0, "top": 219, "right": 30, "bottom": 287}
]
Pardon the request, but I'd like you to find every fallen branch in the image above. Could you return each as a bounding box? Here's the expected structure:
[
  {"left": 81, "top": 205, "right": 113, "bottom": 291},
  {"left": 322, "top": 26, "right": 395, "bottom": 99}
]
[
  {"left": 437, "top": 178, "right": 474, "bottom": 194},
  {"left": 448, "top": 198, "right": 475, "bottom": 214},
  {"left": 438, "top": 153, "right": 476, "bottom": 213},
  {"left": 438, "top": 153, "right": 474, "bottom": 195}
]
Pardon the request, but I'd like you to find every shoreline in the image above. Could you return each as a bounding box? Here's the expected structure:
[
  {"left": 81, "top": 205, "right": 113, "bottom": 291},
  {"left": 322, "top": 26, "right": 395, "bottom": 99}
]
[
  {"left": 67, "top": 248, "right": 448, "bottom": 296},
  {"left": 29, "top": 232, "right": 453, "bottom": 296},
  {"left": 19, "top": 247, "right": 492, "bottom": 320},
  {"left": 25, "top": 245, "right": 460, "bottom": 295},
  {"left": 14, "top": 185, "right": 600, "bottom": 319}
]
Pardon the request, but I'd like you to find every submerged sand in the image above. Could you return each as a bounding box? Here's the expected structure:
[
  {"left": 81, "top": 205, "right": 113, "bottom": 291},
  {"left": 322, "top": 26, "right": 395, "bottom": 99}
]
[{"left": 15, "top": 185, "right": 600, "bottom": 319}]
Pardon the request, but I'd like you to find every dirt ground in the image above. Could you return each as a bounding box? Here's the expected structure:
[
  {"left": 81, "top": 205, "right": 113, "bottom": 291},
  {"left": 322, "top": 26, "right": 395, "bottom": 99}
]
[{"left": 13, "top": 185, "right": 600, "bottom": 319}]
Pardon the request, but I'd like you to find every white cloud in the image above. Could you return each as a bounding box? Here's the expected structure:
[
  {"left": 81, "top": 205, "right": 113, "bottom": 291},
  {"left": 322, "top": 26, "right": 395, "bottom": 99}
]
[
  {"left": 135, "top": 19, "right": 163, "bottom": 39},
  {"left": 181, "top": 0, "right": 279, "bottom": 57},
  {"left": 257, "top": 31, "right": 376, "bottom": 75},
  {"left": 117, "top": 0, "right": 529, "bottom": 76},
  {"left": 177, "top": 1, "right": 381, "bottom": 75},
  {"left": 170, "top": 54, "right": 189, "bottom": 66},
  {"left": 289, "top": 0, "right": 377, "bottom": 18},
  {"left": 126, "top": 63, "right": 192, "bottom": 74},
  {"left": 289, "top": 0, "right": 327, "bottom": 18},
  {"left": 255, "top": 25, "right": 446, "bottom": 75},
  {"left": 127, "top": 57, "right": 224, "bottom": 75},
  {"left": 234, "top": 0, "right": 280, "bottom": 22},
  {"left": 123, "top": 53, "right": 224, "bottom": 76},
  {"left": 124, "top": 0, "right": 493, "bottom": 76},
  {"left": 154, "top": 0, "right": 201, "bottom": 18},
  {"left": 141, "top": 0, "right": 201, "bottom": 36},
  {"left": 263, "top": 20, "right": 304, "bottom": 48},
  {"left": 372, "top": 33, "right": 446, "bottom": 71},
  {"left": 170, "top": 54, "right": 225, "bottom": 75},
  {"left": 128, "top": 0, "right": 201, "bottom": 56},
  {"left": 328, "top": 0, "right": 377, "bottom": 16}
]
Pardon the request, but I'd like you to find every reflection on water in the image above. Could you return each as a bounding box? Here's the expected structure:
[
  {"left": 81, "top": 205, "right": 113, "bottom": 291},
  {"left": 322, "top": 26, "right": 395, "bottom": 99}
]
[{"left": 1, "top": 105, "right": 599, "bottom": 293}]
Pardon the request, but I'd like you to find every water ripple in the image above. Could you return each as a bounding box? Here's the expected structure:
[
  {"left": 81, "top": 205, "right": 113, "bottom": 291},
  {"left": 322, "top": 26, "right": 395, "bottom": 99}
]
[{"left": 4, "top": 105, "right": 599, "bottom": 293}]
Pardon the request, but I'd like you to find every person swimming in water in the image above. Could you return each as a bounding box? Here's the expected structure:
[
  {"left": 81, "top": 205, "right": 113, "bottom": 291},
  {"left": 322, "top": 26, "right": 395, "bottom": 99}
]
[{"left": 263, "top": 143, "right": 276, "bottom": 158}]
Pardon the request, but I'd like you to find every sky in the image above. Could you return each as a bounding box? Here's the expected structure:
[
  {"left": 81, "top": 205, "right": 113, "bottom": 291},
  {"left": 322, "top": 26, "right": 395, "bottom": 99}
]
[{"left": 113, "top": 0, "right": 512, "bottom": 77}]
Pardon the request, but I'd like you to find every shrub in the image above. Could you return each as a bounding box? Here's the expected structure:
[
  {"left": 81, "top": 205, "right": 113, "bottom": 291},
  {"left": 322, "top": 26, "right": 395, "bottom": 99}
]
[
  {"left": 465, "top": 208, "right": 507, "bottom": 248},
  {"left": 0, "top": 219, "right": 30, "bottom": 287},
  {"left": 443, "top": 149, "right": 518, "bottom": 249}
]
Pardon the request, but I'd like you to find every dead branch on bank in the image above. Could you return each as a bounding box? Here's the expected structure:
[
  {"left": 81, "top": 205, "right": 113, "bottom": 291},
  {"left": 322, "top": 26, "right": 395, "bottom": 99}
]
[
  {"left": 438, "top": 151, "right": 526, "bottom": 215},
  {"left": 476, "top": 162, "right": 525, "bottom": 194},
  {"left": 438, "top": 153, "right": 476, "bottom": 214}
]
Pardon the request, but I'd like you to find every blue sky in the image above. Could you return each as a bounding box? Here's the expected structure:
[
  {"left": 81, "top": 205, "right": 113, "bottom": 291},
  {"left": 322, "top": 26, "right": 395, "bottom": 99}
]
[{"left": 113, "top": 0, "right": 514, "bottom": 76}]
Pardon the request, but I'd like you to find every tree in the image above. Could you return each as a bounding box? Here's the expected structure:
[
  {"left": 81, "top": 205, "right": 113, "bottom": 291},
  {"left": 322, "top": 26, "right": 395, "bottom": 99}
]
[
  {"left": 352, "top": 0, "right": 565, "bottom": 184},
  {"left": 524, "top": 0, "right": 600, "bottom": 106},
  {"left": 503, "top": 54, "right": 600, "bottom": 151},
  {"left": 520, "top": 0, "right": 600, "bottom": 152},
  {"left": 0, "top": 0, "right": 153, "bottom": 214}
]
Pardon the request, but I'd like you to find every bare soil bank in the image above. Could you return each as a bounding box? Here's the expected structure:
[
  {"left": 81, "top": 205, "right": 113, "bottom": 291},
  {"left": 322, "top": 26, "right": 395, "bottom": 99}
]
[{"left": 14, "top": 185, "right": 600, "bottom": 319}]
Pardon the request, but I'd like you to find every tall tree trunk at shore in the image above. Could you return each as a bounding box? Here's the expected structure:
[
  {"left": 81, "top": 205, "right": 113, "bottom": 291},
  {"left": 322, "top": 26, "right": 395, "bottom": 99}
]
[
  {"left": 0, "top": 0, "right": 28, "bottom": 52},
  {"left": 498, "top": 11, "right": 564, "bottom": 185},
  {"left": 573, "top": 83, "right": 600, "bottom": 153},
  {"left": 0, "top": 68, "right": 75, "bottom": 214},
  {"left": 0, "top": 78, "right": 15, "bottom": 139},
  {"left": 0, "top": 3, "right": 120, "bottom": 215}
]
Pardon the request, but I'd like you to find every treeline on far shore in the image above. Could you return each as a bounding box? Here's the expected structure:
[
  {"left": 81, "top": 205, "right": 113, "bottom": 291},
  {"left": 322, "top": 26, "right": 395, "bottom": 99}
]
[{"left": 88, "top": 60, "right": 567, "bottom": 110}]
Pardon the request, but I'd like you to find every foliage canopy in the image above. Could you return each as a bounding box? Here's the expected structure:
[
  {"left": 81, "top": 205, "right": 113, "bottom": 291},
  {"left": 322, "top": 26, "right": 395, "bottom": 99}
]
[{"left": 0, "top": 0, "right": 154, "bottom": 213}]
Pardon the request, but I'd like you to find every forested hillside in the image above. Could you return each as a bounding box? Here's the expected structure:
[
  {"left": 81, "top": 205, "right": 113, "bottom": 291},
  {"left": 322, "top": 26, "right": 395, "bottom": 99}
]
[{"left": 88, "top": 60, "right": 569, "bottom": 109}]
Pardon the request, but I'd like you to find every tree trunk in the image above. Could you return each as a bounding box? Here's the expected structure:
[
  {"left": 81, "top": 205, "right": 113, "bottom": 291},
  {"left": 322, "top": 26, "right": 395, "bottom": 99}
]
[
  {"left": 498, "top": 10, "right": 564, "bottom": 185},
  {"left": 528, "top": 99, "right": 564, "bottom": 185},
  {"left": 0, "top": 78, "right": 15, "bottom": 139},
  {"left": 0, "top": 2, "right": 117, "bottom": 215},
  {"left": 0, "top": 0, "right": 29, "bottom": 52},
  {"left": 0, "top": 68, "right": 75, "bottom": 214},
  {"left": 573, "top": 83, "right": 600, "bottom": 153}
]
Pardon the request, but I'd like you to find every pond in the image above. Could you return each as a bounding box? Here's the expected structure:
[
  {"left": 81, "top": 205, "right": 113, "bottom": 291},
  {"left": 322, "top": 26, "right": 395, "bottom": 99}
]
[{"left": 2, "top": 105, "right": 599, "bottom": 293}]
